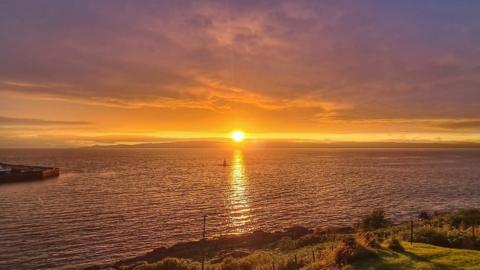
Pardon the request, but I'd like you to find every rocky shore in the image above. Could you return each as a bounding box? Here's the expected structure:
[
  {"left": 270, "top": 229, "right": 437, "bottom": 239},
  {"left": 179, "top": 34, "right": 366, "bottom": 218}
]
[{"left": 85, "top": 226, "right": 353, "bottom": 270}]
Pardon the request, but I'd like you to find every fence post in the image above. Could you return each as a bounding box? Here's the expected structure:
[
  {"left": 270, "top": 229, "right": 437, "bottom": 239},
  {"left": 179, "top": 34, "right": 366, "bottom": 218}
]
[
  {"left": 271, "top": 261, "right": 275, "bottom": 270},
  {"left": 294, "top": 254, "right": 298, "bottom": 269},
  {"left": 410, "top": 220, "right": 414, "bottom": 245},
  {"left": 203, "top": 215, "right": 207, "bottom": 239},
  {"left": 201, "top": 215, "right": 207, "bottom": 270},
  {"left": 312, "top": 250, "right": 315, "bottom": 262}
]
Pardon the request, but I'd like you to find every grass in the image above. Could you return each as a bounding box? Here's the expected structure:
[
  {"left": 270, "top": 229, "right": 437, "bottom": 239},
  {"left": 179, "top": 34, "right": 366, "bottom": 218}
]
[
  {"left": 130, "top": 242, "right": 480, "bottom": 270},
  {"left": 353, "top": 241, "right": 480, "bottom": 270},
  {"left": 102, "top": 209, "right": 480, "bottom": 270}
]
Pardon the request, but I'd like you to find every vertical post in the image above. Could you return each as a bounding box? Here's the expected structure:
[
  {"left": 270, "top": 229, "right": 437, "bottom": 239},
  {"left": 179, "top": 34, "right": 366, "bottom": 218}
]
[
  {"left": 294, "top": 254, "right": 298, "bottom": 269},
  {"left": 312, "top": 250, "right": 315, "bottom": 262},
  {"left": 201, "top": 215, "right": 207, "bottom": 270},
  {"left": 271, "top": 261, "right": 275, "bottom": 270},
  {"left": 410, "top": 220, "right": 414, "bottom": 245},
  {"left": 203, "top": 215, "right": 207, "bottom": 239}
]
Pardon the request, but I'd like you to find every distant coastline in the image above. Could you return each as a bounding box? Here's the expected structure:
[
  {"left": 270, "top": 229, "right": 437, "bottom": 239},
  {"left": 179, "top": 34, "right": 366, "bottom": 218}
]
[{"left": 87, "top": 140, "right": 480, "bottom": 149}]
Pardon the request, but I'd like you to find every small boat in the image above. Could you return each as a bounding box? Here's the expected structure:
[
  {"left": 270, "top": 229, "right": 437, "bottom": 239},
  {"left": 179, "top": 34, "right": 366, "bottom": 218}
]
[{"left": 219, "top": 159, "right": 229, "bottom": 167}]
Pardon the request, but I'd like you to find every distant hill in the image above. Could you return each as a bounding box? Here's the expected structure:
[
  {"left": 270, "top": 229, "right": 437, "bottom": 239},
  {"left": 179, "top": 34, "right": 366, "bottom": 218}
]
[
  {"left": 89, "top": 140, "right": 480, "bottom": 149},
  {"left": 90, "top": 141, "right": 229, "bottom": 148}
]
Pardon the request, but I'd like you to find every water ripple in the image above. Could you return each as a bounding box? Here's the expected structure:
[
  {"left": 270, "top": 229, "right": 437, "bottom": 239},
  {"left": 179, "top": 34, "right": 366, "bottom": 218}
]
[{"left": 1, "top": 148, "right": 480, "bottom": 269}]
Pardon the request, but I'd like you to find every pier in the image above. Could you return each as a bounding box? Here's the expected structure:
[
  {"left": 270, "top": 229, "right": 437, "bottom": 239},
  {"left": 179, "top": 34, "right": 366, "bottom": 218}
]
[{"left": 0, "top": 163, "right": 60, "bottom": 184}]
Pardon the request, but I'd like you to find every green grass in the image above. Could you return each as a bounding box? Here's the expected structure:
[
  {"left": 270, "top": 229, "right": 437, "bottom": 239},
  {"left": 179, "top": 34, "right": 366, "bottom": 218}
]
[
  {"left": 115, "top": 209, "right": 480, "bottom": 270},
  {"left": 129, "top": 241, "right": 480, "bottom": 270},
  {"left": 354, "top": 242, "right": 480, "bottom": 270}
]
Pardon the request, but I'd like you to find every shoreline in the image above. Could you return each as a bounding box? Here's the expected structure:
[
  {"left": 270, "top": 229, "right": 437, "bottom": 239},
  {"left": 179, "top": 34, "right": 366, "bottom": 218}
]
[
  {"left": 84, "top": 209, "right": 466, "bottom": 270},
  {"left": 84, "top": 225, "right": 321, "bottom": 270}
]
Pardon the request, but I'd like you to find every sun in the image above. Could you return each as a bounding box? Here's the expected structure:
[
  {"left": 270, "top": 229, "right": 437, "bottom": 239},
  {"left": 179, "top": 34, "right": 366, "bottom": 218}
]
[{"left": 231, "top": 130, "right": 246, "bottom": 142}]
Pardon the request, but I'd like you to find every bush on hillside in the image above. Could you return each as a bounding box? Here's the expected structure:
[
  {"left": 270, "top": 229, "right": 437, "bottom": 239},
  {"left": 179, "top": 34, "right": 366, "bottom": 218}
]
[
  {"left": 296, "top": 233, "right": 328, "bottom": 248},
  {"left": 386, "top": 238, "right": 404, "bottom": 252},
  {"left": 446, "top": 228, "right": 466, "bottom": 248},
  {"left": 277, "top": 258, "right": 305, "bottom": 270},
  {"left": 356, "top": 232, "right": 380, "bottom": 248},
  {"left": 449, "top": 209, "right": 480, "bottom": 228},
  {"left": 358, "top": 210, "right": 390, "bottom": 231},
  {"left": 326, "top": 237, "right": 374, "bottom": 266},
  {"left": 133, "top": 258, "right": 198, "bottom": 270},
  {"left": 418, "top": 211, "right": 431, "bottom": 220},
  {"left": 275, "top": 237, "right": 297, "bottom": 251},
  {"left": 413, "top": 227, "right": 450, "bottom": 247},
  {"left": 221, "top": 258, "right": 253, "bottom": 270},
  {"left": 298, "top": 261, "right": 328, "bottom": 270}
]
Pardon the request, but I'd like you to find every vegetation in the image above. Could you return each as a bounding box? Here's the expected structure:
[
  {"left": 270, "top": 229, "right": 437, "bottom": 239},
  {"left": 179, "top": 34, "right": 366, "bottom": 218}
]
[
  {"left": 354, "top": 242, "right": 480, "bottom": 270},
  {"left": 449, "top": 209, "right": 480, "bottom": 229},
  {"left": 121, "top": 242, "right": 480, "bottom": 270},
  {"left": 130, "top": 258, "right": 199, "bottom": 270},
  {"left": 418, "top": 211, "right": 432, "bottom": 220},
  {"left": 386, "top": 238, "right": 404, "bottom": 252},
  {"left": 389, "top": 209, "right": 480, "bottom": 250},
  {"left": 357, "top": 209, "right": 390, "bottom": 231},
  {"left": 94, "top": 209, "right": 480, "bottom": 270},
  {"left": 324, "top": 237, "right": 374, "bottom": 266}
]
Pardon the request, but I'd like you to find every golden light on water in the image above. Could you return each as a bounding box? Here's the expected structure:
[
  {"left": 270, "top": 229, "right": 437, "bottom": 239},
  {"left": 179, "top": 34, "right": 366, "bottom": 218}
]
[
  {"left": 231, "top": 131, "right": 246, "bottom": 142},
  {"left": 229, "top": 149, "right": 251, "bottom": 232}
]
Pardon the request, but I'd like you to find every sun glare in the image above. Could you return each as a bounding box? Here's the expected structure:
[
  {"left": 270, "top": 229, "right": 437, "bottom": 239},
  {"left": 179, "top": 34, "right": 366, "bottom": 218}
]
[{"left": 231, "top": 131, "right": 246, "bottom": 142}]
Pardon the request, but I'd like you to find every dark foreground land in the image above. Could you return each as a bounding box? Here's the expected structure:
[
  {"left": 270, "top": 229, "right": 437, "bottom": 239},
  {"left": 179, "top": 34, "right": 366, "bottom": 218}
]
[{"left": 86, "top": 209, "right": 480, "bottom": 270}]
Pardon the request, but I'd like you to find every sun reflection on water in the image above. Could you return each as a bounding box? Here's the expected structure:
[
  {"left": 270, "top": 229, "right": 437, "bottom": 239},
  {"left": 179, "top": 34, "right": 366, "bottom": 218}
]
[{"left": 229, "top": 149, "right": 251, "bottom": 233}]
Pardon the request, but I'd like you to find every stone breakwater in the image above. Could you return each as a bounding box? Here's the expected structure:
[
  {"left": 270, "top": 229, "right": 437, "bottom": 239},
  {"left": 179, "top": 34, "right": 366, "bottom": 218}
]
[{"left": 0, "top": 163, "right": 59, "bottom": 184}]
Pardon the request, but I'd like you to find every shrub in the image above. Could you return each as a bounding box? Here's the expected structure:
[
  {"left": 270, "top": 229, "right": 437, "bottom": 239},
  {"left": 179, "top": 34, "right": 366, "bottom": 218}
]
[
  {"left": 299, "top": 261, "right": 327, "bottom": 270},
  {"left": 461, "top": 237, "right": 480, "bottom": 250},
  {"left": 356, "top": 232, "right": 380, "bottom": 248},
  {"left": 414, "top": 227, "right": 449, "bottom": 247},
  {"left": 277, "top": 258, "right": 302, "bottom": 270},
  {"left": 359, "top": 210, "right": 390, "bottom": 231},
  {"left": 386, "top": 238, "right": 404, "bottom": 252},
  {"left": 446, "top": 228, "right": 465, "bottom": 248},
  {"left": 326, "top": 237, "right": 373, "bottom": 266},
  {"left": 221, "top": 258, "right": 253, "bottom": 270},
  {"left": 275, "top": 237, "right": 297, "bottom": 251},
  {"left": 296, "top": 233, "right": 327, "bottom": 248},
  {"left": 133, "top": 258, "right": 198, "bottom": 270},
  {"left": 418, "top": 211, "right": 431, "bottom": 220},
  {"left": 449, "top": 209, "right": 480, "bottom": 229}
]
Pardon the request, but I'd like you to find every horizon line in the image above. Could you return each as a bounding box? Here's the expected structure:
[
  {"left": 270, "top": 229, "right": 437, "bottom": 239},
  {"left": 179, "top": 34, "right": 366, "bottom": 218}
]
[{"left": 2, "top": 140, "right": 480, "bottom": 149}]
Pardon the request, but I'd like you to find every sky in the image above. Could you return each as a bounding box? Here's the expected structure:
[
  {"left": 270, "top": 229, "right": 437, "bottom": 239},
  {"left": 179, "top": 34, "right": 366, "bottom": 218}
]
[{"left": 0, "top": 0, "right": 479, "bottom": 147}]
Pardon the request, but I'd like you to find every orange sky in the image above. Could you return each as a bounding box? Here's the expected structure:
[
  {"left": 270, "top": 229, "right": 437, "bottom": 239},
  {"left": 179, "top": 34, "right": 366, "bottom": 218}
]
[{"left": 0, "top": 1, "right": 479, "bottom": 147}]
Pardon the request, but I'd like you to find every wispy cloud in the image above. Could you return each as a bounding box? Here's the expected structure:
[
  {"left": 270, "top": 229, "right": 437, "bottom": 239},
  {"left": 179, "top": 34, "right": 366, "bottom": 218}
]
[
  {"left": 0, "top": 116, "right": 89, "bottom": 126},
  {"left": 0, "top": 1, "right": 479, "bottom": 145},
  {"left": 436, "top": 120, "right": 480, "bottom": 130}
]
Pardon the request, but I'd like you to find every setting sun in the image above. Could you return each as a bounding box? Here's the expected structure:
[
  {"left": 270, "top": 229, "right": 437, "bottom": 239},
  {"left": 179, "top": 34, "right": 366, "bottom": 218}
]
[{"left": 231, "top": 131, "right": 246, "bottom": 142}]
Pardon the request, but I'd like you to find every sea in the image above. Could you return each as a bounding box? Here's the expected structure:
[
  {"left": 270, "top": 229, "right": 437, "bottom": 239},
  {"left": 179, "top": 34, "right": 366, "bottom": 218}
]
[{"left": 1, "top": 148, "right": 480, "bottom": 269}]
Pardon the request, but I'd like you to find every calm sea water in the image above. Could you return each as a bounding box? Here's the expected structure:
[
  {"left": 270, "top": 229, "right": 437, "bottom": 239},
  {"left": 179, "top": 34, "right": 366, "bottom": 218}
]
[{"left": 1, "top": 148, "right": 480, "bottom": 269}]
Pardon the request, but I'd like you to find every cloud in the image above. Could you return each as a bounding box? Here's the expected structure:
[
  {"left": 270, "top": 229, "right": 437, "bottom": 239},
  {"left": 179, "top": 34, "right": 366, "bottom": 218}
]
[
  {"left": 436, "top": 120, "right": 480, "bottom": 130},
  {"left": 0, "top": 0, "right": 479, "bottom": 139},
  {"left": 0, "top": 116, "right": 89, "bottom": 126}
]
